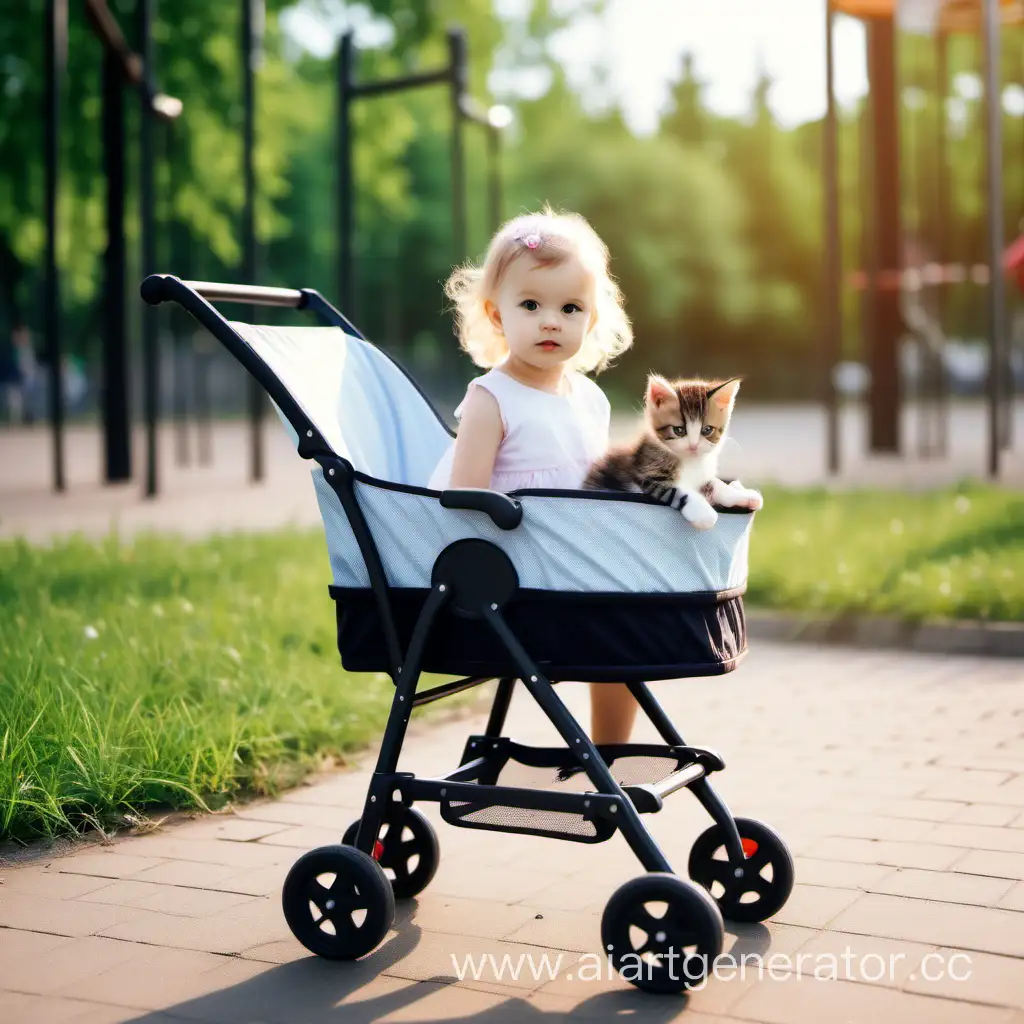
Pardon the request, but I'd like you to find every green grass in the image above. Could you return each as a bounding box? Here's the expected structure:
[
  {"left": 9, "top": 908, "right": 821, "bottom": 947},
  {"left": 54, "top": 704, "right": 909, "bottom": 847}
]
[
  {"left": 0, "top": 530, "right": 404, "bottom": 844},
  {"left": 747, "top": 484, "right": 1024, "bottom": 622},
  {"left": 2, "top": 483, "right": 1021, "bottom": 843}
]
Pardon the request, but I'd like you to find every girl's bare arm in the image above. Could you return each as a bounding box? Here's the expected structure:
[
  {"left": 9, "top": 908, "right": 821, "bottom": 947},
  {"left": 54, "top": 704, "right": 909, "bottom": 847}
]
[{"left": 447, "top": 386, "right": 504, "bottom": 489}]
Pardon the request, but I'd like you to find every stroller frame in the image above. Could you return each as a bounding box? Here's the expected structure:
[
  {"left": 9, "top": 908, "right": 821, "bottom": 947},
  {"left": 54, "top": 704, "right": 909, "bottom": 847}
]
[{"left": 141, "top": 275, "right": 792, "bottom": 994}]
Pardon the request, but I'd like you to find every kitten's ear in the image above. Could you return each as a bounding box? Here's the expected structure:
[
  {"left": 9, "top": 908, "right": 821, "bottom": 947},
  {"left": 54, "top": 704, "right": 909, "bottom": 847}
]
[
  {"left": 707, "top": 377, "right": 741, "bottom": 411},
  {"left": 646, "top": 374, "right": 674, "bottom": 409}
]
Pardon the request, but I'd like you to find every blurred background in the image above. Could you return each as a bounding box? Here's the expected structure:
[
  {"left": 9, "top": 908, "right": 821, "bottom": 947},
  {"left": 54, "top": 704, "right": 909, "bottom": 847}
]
[{"left": 0, "top": 0, "right": 1022, "bottom": 493}]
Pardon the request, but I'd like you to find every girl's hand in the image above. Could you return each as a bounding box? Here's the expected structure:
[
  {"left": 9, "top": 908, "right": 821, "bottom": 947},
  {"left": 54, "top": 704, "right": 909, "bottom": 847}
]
[{"left": 447, "top": 385, "right": 504, "bottom": 489}]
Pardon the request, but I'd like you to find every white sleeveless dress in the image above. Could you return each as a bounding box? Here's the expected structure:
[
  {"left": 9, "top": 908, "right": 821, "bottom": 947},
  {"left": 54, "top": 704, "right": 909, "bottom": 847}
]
[{"left": 428, "top": 366, "right": 611, "bottom": 492}]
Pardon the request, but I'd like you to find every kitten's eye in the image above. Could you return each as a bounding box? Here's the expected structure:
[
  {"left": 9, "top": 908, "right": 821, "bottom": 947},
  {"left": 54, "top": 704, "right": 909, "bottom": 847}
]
[
  {"left": 672, "top": 425, "right": 686, "bottom": 437},
  {"left": 520, "top": 299, "right": 538, "bottom": 311},
  {"left": 701, "top": 425, "right": 714, "bottom": 437},
  {"left": 562, "top": 303, "right": 581, "bottom": 315}
]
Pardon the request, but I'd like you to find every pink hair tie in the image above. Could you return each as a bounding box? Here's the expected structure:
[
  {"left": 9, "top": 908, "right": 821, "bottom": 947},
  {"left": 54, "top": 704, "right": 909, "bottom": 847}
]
[{"left": 521, "top": 232, "right": 541, "bottom": 249}]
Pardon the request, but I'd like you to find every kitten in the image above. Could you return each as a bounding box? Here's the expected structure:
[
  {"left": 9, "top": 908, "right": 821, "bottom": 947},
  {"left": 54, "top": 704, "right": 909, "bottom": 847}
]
[{"left": 582, "top": 374, "right": 762, "bottom": 529}]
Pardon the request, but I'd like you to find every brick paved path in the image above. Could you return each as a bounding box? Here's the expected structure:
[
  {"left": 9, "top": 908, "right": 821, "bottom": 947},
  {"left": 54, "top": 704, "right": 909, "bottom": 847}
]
[{"left": 2, "top": 641, "right": 1022, "bottom": 1022}]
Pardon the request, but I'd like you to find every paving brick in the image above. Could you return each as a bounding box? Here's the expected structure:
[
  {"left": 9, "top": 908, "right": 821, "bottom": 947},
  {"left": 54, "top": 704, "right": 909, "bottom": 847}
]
[
  {"left": 820, "top": 813, "right": 937, "bottom": 843},
  {"left": 949, "top": 804, "right": 1021, "bottom": 827},
  {"left": 112, "top": 836, "right": 289, "bottom": 869},
  {"left": 502, "top": 909, "right": 601, "bottom": 953},
  {"left": 790, "top": 930, "right": 934, "bottom": 987},
  {"left": 790, "top": 857, "right": 893, "bottom": 891},
  {"left": 129, "top": 885, "right": 260, "bottom": 918},
  {"left": 0, "top": 891, "right": 142, "bottom": 938},
  {"left": 98, "top": 896, "right": 286, "bottom": 956},
  {"left": 131, "top": 860, "right": 248, "bottom": 891},
  {"left": 954, "top": 850, "right": 1024, "bottom": 881},
  {"left": 213, "top": 863, "right": 291, "bottom": 898},
  {"left": 730, "top": 974, "right": 1015, "bottom": 1024},
  {"left": 254, "top": 824, "right": 345, "bottom": 850},
  {"left": 234, "top": 801, "right": 354, "bottom": 828},
  {"left": 0, "top": 866, "right": 113, "bottom": 899},
  {"left": 406, "top": 893, "right": 542, "bottom": 941},
  {"left": 802, "top": 836, "right": 966, "bottom": 871},
  {"left": 57, "top": 852, "right": 169, "bottom": 880},
  {"left": 915, "top": 782, "right": 1024, "bottom": 808},
  {"left": 771, "top": 884, "right": 861, "bottom": 929},
  {"left": 0, "top": 935, "right": 143, "bottom": 994},
  {"left": 902, "top": 948, "right": 1024, "bottom": 1009},
  {"left": 997, "top": 882, "right": 1024, "bottom": 912},
  {"left": 0, "top": 993, "right": 142, "bottom": 1024},
  {"left": 238, "top": 939, "right": 309, "bottom": 964},
  {"left": 0, "top": 926, "right": 72, "bottom": 960},
  {"left": 170, "top": 817, "right": 291, "bottom": 843},
  {"left": 367, "top": 978, "right": 516, "bottom": 1021},
  {"left": 66, "top": 946, "right": 231, "bottom": 1009},
  {"left": 829, "top": 893, "right": 1024, "bottom": 958},
  {"left": 925, "top": 823, "right": 1024, "bottom": 856},
  {"left": 869, "top": 867, "right": 1016, "bottom": 907},
  {"left": 382, "top": 931, "right": 582, "bottom": 993}
]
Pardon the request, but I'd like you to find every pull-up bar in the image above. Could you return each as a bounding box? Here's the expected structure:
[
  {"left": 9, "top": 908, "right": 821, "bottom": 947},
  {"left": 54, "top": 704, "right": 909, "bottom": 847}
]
[{"left": 336, "top": 28, "right": 509, "bottom": 320}]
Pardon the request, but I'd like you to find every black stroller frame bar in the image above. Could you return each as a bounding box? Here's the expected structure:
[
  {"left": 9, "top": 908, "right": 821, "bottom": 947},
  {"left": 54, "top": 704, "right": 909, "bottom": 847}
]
[{"left": 140, "top": 274, "right": 749, "bottom": 872}]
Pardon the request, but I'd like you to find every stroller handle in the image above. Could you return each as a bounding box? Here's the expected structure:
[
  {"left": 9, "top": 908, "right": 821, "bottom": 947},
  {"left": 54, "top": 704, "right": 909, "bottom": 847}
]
[
  {"left": 440, "top": 488, "right": 523, "bottom": 530},
  {"left": 142, "top": 275, "right": 306, "bottom": 309}
]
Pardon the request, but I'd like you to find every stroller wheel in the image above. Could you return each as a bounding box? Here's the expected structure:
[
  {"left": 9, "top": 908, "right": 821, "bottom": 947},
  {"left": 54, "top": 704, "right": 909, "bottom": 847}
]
[
  {"left": 282, "top": 844, "right": 395, "bottom": 959},
  {"left": 688, "top": 816, "right": 795, "bottom": 924},
  {"left": 601, "top": 873, "right": 724, "bottom": 994},
  {"left": 342, "top": 806, "right": 440, "bottom": 900}
]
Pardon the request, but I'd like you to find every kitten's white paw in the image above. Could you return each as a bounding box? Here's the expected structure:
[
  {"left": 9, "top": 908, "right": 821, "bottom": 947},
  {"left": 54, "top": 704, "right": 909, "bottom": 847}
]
[
  {"left": 683, "top": 503, "right": 718, "bottom": 530},
  {"left": 731, "top": 487, "right": 763, "bottom": 511}
]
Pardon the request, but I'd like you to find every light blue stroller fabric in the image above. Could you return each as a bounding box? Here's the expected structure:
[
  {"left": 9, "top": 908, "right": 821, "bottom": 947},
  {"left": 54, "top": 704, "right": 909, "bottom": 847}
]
[{"left": 228, "top": 322, "right": 753, "bottom": 596}]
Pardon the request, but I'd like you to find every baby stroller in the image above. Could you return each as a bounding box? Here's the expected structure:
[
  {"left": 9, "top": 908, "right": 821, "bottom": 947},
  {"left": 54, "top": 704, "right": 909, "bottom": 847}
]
[{"left": 141, "top": 275, "right": 794, "bottom": 994}]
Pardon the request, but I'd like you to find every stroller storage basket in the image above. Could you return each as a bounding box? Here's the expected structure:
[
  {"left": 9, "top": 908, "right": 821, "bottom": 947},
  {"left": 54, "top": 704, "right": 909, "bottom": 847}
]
[{"left": 434, "top": 737, "right": 710, "bottom": 844}]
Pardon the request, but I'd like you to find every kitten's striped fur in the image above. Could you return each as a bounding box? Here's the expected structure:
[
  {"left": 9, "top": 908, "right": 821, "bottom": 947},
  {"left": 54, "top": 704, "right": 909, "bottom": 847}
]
[{"left": 583, "top": 374, "right": 762, "bottom": 528}]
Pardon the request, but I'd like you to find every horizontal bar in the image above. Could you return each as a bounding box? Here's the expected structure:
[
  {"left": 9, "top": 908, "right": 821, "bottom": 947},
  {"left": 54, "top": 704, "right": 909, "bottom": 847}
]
[
  {"left": 181, "top": 279, "right": 306, "bottom": 308},
  {"left": 411, "top": 676, "right": 492, "bottom": 708},
  {"left": 651, "top": 763, "right": 706, "bottom": 801},
  {"left": 404, "top": 776, "right": 616, "bottom": 816},
  {"left": 350, "top": 68, "right": 450, "bottom": 99}
]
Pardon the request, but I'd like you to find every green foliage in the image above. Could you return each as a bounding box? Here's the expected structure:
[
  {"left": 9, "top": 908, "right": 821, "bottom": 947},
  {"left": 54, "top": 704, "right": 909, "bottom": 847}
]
[
  {"left": 0, "top": 528, "right": 455, "bottom": 843},
  {"left": 2, "top": 4, "right": 1020, "bottom": 391}
]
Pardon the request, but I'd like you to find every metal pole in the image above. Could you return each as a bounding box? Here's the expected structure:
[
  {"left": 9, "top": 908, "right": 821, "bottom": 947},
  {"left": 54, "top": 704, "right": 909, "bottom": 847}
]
[
  {"left": 140, "top": 0, "right": 159, "bottom": 498},
  {"left": 823, "top": 1, "right": 841, "bottom": 476},
  {"left": 242, "top": 0, "right": 264, "bottom": 482},
  {"left": 448, "top": 29, "right": 468, "bottom": 266},
  {"left": 337, "top": 31, "right": 354, "bottom": 316},
  {"left": 865, "top": 15, "right": 902, "bottom": 454},
  {"left": 102, "top": 42, "right": 131, "bottom": 482},
  {"left": 982, "top": 0, "right": 1007, "bottom": 475},
  {"left": 167, "top": 117, "right": 190, "bottom": 467},
  {"left": 935, "top": 28, "right": 950, "bottom": 457},
  {"left": 488, "top": 123, "right": 502, "bottom": 233},
  {"left": 44, "top": 0, "right": 67, "bottom": 492}
]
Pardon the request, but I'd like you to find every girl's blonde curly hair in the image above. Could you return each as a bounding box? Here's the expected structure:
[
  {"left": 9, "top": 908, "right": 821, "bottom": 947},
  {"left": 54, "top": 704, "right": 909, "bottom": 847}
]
[{"left": 444, "top": 205, "right": 632, "bottom": 375}]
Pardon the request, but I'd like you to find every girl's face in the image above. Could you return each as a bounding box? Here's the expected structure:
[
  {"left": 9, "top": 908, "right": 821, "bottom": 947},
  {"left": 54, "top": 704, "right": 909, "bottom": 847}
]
[{"left": 485, "top": 254, "right": 596, "bottom": 373}]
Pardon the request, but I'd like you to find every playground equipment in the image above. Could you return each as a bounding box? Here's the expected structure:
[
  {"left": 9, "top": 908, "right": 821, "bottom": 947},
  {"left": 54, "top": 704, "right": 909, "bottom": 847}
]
[{"left": 824, "top": 0, "right": 1022, "bottom": 476}]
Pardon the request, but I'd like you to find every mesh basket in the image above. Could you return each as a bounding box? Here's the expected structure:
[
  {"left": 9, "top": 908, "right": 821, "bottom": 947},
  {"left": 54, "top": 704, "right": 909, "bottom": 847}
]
[{"left": 440, "top": 746, "right": 689, "bottom": 844}]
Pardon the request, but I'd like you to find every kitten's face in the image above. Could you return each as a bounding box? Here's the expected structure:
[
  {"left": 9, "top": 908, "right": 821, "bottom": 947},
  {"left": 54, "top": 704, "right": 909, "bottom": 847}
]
[{"left": 644, "top": 375, "right": 740, "bottom": 459}]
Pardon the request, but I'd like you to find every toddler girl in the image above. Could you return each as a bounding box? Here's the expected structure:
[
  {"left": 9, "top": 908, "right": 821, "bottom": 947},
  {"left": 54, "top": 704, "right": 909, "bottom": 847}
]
[{"left": 428, "top": 206, "right": 638, "bottom": 745}]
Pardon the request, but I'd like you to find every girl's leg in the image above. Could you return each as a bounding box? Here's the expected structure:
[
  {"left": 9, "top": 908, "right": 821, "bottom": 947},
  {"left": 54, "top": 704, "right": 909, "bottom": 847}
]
[{"left": 589, "top": 682, "right": 639, "bottom": 745}]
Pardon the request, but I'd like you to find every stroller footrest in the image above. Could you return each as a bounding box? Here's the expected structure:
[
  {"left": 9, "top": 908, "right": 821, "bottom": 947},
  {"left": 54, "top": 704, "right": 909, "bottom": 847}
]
[
  {"left": 622, "top": 763, "right": 708, "bottom": 814},
  {"left": 419, "top": 735, "right": 712, "bottom": 843}
]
